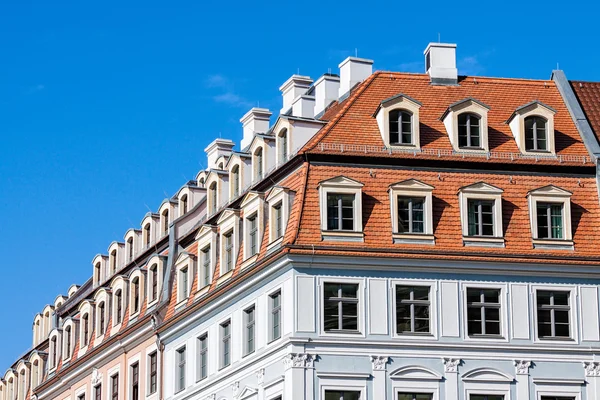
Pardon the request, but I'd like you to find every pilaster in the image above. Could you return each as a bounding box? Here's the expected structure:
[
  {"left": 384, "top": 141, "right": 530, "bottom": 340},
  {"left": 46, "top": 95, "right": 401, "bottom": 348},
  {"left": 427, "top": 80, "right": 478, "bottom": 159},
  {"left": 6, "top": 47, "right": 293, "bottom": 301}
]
[
  {"left": 443, "top": 358, "right": 461, "bottom": 400},
  {"left": 584, "top": 362, "right": 600, "bottom": 400},
  {"left": 283, "top": 353, "right": 317, "bottom": 400},
  {"left": 514, "top": 360, "right": 531, "bottom": 400},
  {"left": 371, "top": 356, "right": 390, "bottom": 400}
]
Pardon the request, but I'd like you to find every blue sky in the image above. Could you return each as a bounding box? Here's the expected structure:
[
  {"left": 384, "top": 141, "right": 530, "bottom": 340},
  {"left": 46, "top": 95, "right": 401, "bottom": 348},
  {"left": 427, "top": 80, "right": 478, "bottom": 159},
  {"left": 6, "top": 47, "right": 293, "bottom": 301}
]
[{"left": 1, "top": 0, "right": 599, "bottom": 368}]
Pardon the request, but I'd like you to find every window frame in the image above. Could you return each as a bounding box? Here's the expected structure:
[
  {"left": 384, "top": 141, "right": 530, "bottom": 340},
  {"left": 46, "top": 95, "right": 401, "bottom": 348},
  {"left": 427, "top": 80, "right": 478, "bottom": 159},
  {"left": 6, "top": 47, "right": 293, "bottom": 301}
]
[
  {"left": 195, "top": 225, "right": 217, "bottom": 292},
  {"left": 389, "top": 179, "right": 435, "bottom": 244},
  {"left": 524, "top": 116, "right": 549, "bottom": 152},
  {"left": 527, "top": 186, "right": 573, "bottom": 248},
  {"left": 458, "top": 183, "right": 504, "bottom": 246},
  {"left": 319, "top": 176, "right": 364, "bottom": 241},
  {"left": 196, "top": 333, "right": 209, "bottom": 382},
  {"left": 219, "top": 319, "right": 232, "bottom": 370},
  {"left": 391, "top": 280, "right": 438, "bottom": 340},
  {"left": 148, "top": 351, "right": 158, "bottom": 395},
  {"left": 388, "top": 109, "right": 414, "bottom": 146},
  {"left": 441, "top": 98, "right": 490, "bottom": 153},
  {"left": 320, "top": 278, "right": 365, "bottom": 337},
  {"left": 532, "top": 285, "right": 578, "bottom": 344},
  {"left": 217, "top": 209, "right": 240, "bottom": 279},
  {"left": 175, "top": 346, "right": 186, "bottom": 393},
  {"left": 457, "top": 112, "right": 482, "bottom": 149},
  {"left": 394, "top": 285, "right": 432, "bottom": 336},
  {"left": 243, "top": 305, "right": 256, "bottom": 356},
  {"left": 268, "top": 289, "right": 282, "bottom": 343},
  {"left": 507, "top": 101, "right": 556, "bottom": 155},
  {"left": 267, "top": 187, "right": 292, "bottom": 248},
  {"left": 374, "top": 94, "right": 422, "bottom": 149}
]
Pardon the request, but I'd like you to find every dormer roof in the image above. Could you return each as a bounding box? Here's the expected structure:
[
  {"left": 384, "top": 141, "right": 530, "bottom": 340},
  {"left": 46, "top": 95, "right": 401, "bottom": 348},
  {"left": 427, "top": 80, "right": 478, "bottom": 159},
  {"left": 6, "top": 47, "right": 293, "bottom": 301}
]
[{"left": 506, "top": 100, "right": 556, "bottom": 124}]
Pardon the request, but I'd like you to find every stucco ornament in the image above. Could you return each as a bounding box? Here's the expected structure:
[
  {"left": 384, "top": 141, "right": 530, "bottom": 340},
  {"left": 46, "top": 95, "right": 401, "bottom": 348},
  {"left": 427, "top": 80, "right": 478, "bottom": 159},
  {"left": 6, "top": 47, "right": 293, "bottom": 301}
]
[
  {"left": 91, "top": 368, "right": 103, "bottom": 386},
  {"left": 370, "top": 355, "right": 389, "bottom": 371},
  {"left": 443, "top": 357, "right": 461, "bottom": 373},
  {"left": 256, "top": 368, "right": 265, "bottom": 385},
  {"left": 514, "top": 360, "right": 532, "bottom": 375},
  {"left": 584, "top": 361, "right": 600, "bottom": 377},
  {"left": 283, "top": 353, "right": 316, "bottom": 370}
]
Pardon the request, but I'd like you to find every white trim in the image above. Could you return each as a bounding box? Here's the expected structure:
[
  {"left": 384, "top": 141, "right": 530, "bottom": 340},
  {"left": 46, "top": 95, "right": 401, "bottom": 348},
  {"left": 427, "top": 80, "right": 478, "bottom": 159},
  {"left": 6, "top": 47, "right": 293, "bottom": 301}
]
[
  {"left": 318, "top": 176, "right": 364, "bottom": 238},
  {"left": 531, "top": 284, "right": 579, "bottom": 344},
  {"left": 391, "top": 279, "right": 438, "bottom": 340},
  {"left": 389, "top": 179, "right": 435, "bottom": 240},
  {"left": 458, "top": 183, "right": 504, "bottom": 245},
  {"left": 460, "top": 282, "right": 509, "bottom": 342},
  {"left": 374, "top": 94, "right": 422, "bottom": 150},
  {"left": 318, "top": 277, "right": 366, "bottom": 338},
  {"left": 319, "top": 377, "right": 367, "bottom": 400}
]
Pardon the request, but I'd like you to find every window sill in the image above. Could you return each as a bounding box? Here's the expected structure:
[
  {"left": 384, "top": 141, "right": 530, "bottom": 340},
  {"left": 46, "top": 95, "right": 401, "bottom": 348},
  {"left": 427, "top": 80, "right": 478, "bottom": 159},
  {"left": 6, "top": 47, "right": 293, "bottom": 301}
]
[
  {"left": 523, "top": 150, "right": 555, "bottom": 157},
  {"left": 388, "top": 143, "right": 419, "bottom": 149},
  {"left": 538, "top": 336, "right": 575, "bottom": 342},
  {"left": 267, "top": 236, "right": 284, "bottom": 252},
  {"left": 241, "top": 254, "right": 258, "bottom": 270},
  {"left": 216, "top": 270, "right": 233, "bottom": 286},
  {"left": 321, "top": 230, "right": 364, "bottom": 242},
  {"left": 175, "top": 298, "right": 188, "bottom": 310},
  {"left": 467, "top": 334, "right": 505, "bottom": 340},
  {"left": 196, "top": 285, "right": 210, "bottom": 298},
  {"left": 455, "top": 147, "right": 488, "bottom": 153},
  {"left": 323, "top": 329, "right": 361, "bottom": 335},
  {"left": 532, "top": 239, "right": 574, "bottom": 250},
  {"left": 392, "top": 233, "right": 435, "bottom": 245},
  {"left": 463, "top": 236, "right": 505, "bottom": 248}
]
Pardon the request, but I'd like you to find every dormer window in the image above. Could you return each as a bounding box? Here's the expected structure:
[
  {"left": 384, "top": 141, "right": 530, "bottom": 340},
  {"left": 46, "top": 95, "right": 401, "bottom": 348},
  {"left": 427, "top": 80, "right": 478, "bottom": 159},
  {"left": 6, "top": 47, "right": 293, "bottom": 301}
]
[
  {"left": 441, "top": 98, "right": 490, "bottom": 152},
  {"left": 131, "top": 278, "right": 140, "bottom": 314},
  {"left": 525, "top": 116, "right": 547, "bottom": 152},
  {"left": 458, "top": 113, "right": 481, "bottom": 148},
  {"left": 180, "top": 195, "right": 188, "bottom": 215},
  {"left": 149, "top": 264, "right": 158, "bottom": 302},
  {"left": 110, "top": 250, "right": 117, "bottom": 274},
  {"left": 162, "top": 209, "right": 169, "bottom": 235},
  {"left": 180, "top": 267, "right": 189, "bottom": 301},
  {"left": 64, "top": 325, "right": 71, "bottom": 359},
  {"left": 98, "top": 302, "right": 106, "bottom": 336},
  {"left": 278, "top": 129, "right": 288, "bottom": 163},
  {"left": 115, "top": 290, "right": 122, "bottom": 324},
  {"left": 143, "top": 224, "right": 151, "bottom": 247},
  {"left": 459, "top": 182, "right": 504, "bottom": 247},
  {"left": 507, "top": 101, "right": 556, "bottom": 155},
  {"left": 94, "top": 262, "right": 102, "bottom": 285},
  {"left": 389, "top": 179, "right": 435, "bottom": 245},
  {"left": 389, "top": 109, "right": 412, "bottom": 145},
  {"left": 50, "top": 337, "right": 57, "bottom": 368},
  {"left": 82, "top": 313, "right": 89, "bottom": 346},
  {"left": 231, "top": 165, "right": 240, "bottom": 198},
  {"left": 254, "top": 147, "right": 264, "bottom": 181},
  {"left": 318, "top": 176, "right": 364, "bottom": 242},
  {"left": 223, "top": 231, "right": 233, "bottom": 272},
  {"left": 374, "top": 94, "right": 422, "bottom": 149},
  {"left": 209, "top": 182, "right": 218, "bottom": 214},
  {"left": 528, "top": 185, "right": 573, "bottom": 249},
  {"left": 127, "top": 237, "right": 134, "bottom": 262}
]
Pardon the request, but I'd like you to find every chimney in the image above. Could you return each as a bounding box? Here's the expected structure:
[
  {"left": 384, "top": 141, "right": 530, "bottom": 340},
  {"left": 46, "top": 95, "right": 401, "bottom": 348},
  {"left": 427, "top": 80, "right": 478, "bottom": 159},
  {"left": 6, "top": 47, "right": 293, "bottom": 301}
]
[
  {"left": 292, "top": 95, "right": 316, "bottom": 119},
  {"left": 279, "top": 75, "right": 313, "bottom": 114},
  {"left": 424, "top": 43, "right": 458, "bottom": 85},
  {"left": 240, "top": 108, "right": 272, "bottom": 150},
  {"left": 338, "top": 56, "right": 373, "bottom": 98},
  {"left": 204, "top": 139, "right": 235, "bottom": 170},
  {"left": 314, "top": 73, "right": 340, "bottom": 116}
]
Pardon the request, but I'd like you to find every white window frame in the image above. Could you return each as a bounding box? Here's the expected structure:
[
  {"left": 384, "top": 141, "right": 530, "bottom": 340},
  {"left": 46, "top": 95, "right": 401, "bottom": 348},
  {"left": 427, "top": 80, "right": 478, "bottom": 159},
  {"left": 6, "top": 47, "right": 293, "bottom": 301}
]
[
  {"left": 507, "top": 101, "right": 556, "bottom": 156},
  {"left": 145, "top": 343, "right": 159, "bottom": 398},
  {"left": 62, "top": 321, "right": 75, "bottom": 361},
  {"left": 174, "top": 345, "right": 186, "bottom": 394},
  {"left": 389, "top": 179, "right": 435, "bottom": 245},
  {"left": 319, "top": 277, "right": 365, "bottom": 338},
  {"left": 108, "top": 368, "right": 121, "bottom": 400},
  {"left": 527, "top": 186, "right": 573, "bottom": 249},
  {"left": 195, "top": 226, "right": 217, "bottom": 293},
  {"left": 532, "top": 284, "right": 578, "bottom": 344},
  {"left": 126, "top": 353, "right": 141, "bottom": 400},
  {"left": 319, "top": 377, "right": 367, "bottom": 400},
  {"left": 219, "top": 318, "right": 233, "bottom": 370},
  {"left": 458, "top": 182, "right": 504, "bottom": 247},
  {"left": 252, "top": 145, "right": 265, "bottom": 183},
  {"left": 441, "top": 98, "right": 490, "bottom": 153},
  {"left": 268, "top": 287, "right": 283, "bottom": 343},
  {"left": 74, "top": 384, "right": 87, "bottom": 400},
  {"left": 390, "top": 366, "right": 442, "bottom": 400},
  {"left": 175, "top": 253, "right": 196, "bottom": 306},
  {"left": 195, "top": 330, "right": 209, "bottom": 383},
  {"left": 267, "top": 187, "right": 292, "bottom": 249},
  {"left": 78, "top": 301, "right": 94, "bottom": 354},
  {"left": 391, "top": 279, "right": 438, "bottom": 340},
  {"left": 276, "top": 127, "right": 290, "bottom": 165},
  {"left": 461, "top": 282, "right": 508, "bottom": 342},
  {"left": 318, "top": 176, "right": 364, "bottom": 242},
  {"left": 534, "top": 381, "right": 582, "bottom": 400},
  {"left": 374, "top": 94, "right": 422, "bottom": 150},
  {"left": 242, "top": 304, "right": 256, "bottom": 357},
  {"left": 111, "top": 278, "right": 126, "bottom": 330},
  {"left": 217, "top": 210, "right": 240, "bottom": 279},
  {"left": 229, "top": 163, "right": 242, "bottom": 199},
  {"left": 146, "top": 258, "right": 163, "bottom": 307},
  {"left": 129, "top": 271, "right": 145, "bottom": 319}
]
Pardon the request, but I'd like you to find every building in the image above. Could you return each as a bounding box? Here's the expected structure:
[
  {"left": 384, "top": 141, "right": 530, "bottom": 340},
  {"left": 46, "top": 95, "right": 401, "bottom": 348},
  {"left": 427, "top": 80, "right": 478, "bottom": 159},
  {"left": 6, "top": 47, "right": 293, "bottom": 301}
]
[{"left": 3, "top": 41, "right": 600, "bottom": 400}]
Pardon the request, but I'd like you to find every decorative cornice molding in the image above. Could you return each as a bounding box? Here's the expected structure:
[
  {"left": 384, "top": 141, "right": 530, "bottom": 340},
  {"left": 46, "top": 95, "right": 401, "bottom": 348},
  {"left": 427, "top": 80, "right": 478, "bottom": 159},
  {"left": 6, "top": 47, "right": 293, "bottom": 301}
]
[
  {"left": 370, "top": 355, "right": 390, "bottom": 371},
  {"left": 514, "top": 360, "right": 532, "bottom": 375},
  {"left": 231, "top": 381, "right": 240, "bottom": 398},
  {"left": 443, "top": 357, "right": 461, "bottom": 373},
  {"left": 91, "top": 368, "right": 102, "bottom": 386},
  {"left": 584, "top": 361, "right": 600, "bottom": 377},
  {"left": 256, "top": 368, "right": 265, "bottom": 386},
  {"left": 283, "top": 353, "right": 316, "bottom": 370}
]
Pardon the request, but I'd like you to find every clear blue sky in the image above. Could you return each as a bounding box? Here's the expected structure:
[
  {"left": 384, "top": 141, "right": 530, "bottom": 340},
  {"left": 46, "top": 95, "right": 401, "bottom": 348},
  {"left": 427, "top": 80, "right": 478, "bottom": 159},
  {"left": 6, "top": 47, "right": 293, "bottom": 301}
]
[{"left": 1, "top": 0, "right": 599, "bottom": 368}]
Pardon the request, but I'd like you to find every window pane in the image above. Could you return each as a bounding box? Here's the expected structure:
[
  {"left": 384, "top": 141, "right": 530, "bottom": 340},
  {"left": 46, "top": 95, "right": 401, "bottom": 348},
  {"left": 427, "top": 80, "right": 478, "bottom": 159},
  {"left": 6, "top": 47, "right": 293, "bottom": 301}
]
[
  {"left": 554, "top": 292, "right": 569, "bottom": 306},
  {"left": 396, "top": 286, "right": 411, "bottom": 301},
  {"left": 482, "top": 289, "right": 499, "bottom": 303},
  {"left": 341, "top": 284, "right": 358, "bottom": 298},
  {"left": 324, "top": 284, "right": 339, "bottom": 298},
  {"left": 413, "top": 286, "right": 429, "bottom": 301}
]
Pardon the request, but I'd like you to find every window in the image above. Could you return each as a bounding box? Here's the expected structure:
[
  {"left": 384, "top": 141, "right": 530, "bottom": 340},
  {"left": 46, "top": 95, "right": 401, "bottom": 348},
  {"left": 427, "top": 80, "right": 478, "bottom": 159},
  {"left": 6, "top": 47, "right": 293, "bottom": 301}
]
[
  {"left": 244, "top": 306, "right": 255, "bottom": 355},
  {"left": 467, "top": 199, "right": 494, "bottom": 237},
  {"left": 273, "top": 202, "right": 283, "bottom": 239},
  {"left": 457, "top": 113, "right": 481, "bottom": 148},
  {"left": 279, "top": 129, "right": 288, "bottom": 162},
  {"left": 248, "top": 214, "right": 258, "bottom": 257},
  {"left": 326, "top": 193, "right": 355, "bottom": 231},
  {"left": 150, "top": 265, "right": 158, "bottom": 301},
  {"left": 176, "top": 347, "right": 186, "bottom": 392},
  {"left": 95, "top": 263, "right": 102, "bottom": 284},
  {"left": 143, "top": 224, "right": 151, "bottom": 247},
  {"left": 131, "top": 363, "right": 139, "bottom": 400},
  {"left": 223, "top": 232, "right": 233, "bottom": 273},
  {"left": 231, "top": 165, "right": 240, "bottom": 198},
  {"left": 540, "top": 397, "right": 575, "bottom": 400},
  {"left": 94, "top": 385, "right": 101, "bottom": 400},
  {"left": 83, "top": 313, "right": 89, "bottom": 346},
  {"left": 470, "top": 396, "right": 503, "bottom": 400},
  {"left": 19, "top": 371, "right": 26, "bottom": 400},
  {"left": 396, "top": 286, "right": 430, "bottom": 334},
  {"left": 115, "top": 291, "right": 122, "bottom": 324},
  {"left": 127, "top": 237, "right": 134, "bottom": 261},
  {"left": 111, "top": 374, "right": 119, "bottom": 400},
  {"left": 32, "top": 361, "right": 39, "bottom": 388},
  {"left": 389, "top": 109, "right": 413, "bottom": 145},
  {"left": 209, "top": 182, "right": 217, "bottom": 214},
  {"left": 254, "top": 148, "right": 263, "bottom": 180},
  {"left": 201, "top": 246, "right": 211, "bottom": 287},
  {"left": 466, "top": 288, "right": 501, "bottom": 336},
  {"left": 111, "top": 250, "right": 117, "bottom": 273},
  {"left": 179, "top": 267, "right": 189, "bottom": 301},
  {"left": 220, "top": 320, "right": 231, "bottom": 368},
  {"left": 132, "top": 278, "right": 140, "bottom": 314},
  {"left": 65, "top": 326, "right": 71, "bottom": 358},
  {"left": 270, "top": 291, "right": 281, "bottom": 341},
  {"left": 181, "top": 195, "right": 188, "bottom": 215},
  {"left": 398, "top": 394, "right": 433, "bottom": 400},
  {"left": 197, "top": 335, "right": 208, "bottom": 381},
  {"left": 325, "top": 391, "right": 361, "bottom": 400},
  {"left": 162, "top": 210, "right": 169, "bottom": 235},
  {"left": 537, "top": 290, "right": 570, "bottom": 339},
  {"left": 525, "top": 116, "right": 547, "bottom": 151},
  {"left": 536, "top": 203, "right": 563, "bottom": 239},
  {"left": 397, "top": 197, "right": 424, "bottom": 234},
  {"left": 98, "top": 302, "right": 106, "bottom": 335},
  {"left": 149, "top": 352, "right": 157, "bottom": 394},
  {"left": 324, "top": 283, "right": 359, "bottom": 332}
]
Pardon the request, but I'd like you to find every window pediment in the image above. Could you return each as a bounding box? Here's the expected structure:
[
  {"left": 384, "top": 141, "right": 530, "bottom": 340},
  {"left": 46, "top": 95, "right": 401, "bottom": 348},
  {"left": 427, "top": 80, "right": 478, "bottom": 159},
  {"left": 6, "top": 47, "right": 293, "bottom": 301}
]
[
  {"left": 461, "top": 367, "right": 513, "bottom": 383},
  {"left": 389, "top": 179, "right": 434, "bottom": 192},
  {"left": 216, "top": 208, "right": 240, "bottom": 225},
  {"left": 458, "top": 182, "right": 504, "bottom": 245},
  {"left": 240, "top": 191, "right": 264, "bottom": 209},
  {"left": 507, "top": 101, "right": 556, "bottom": 155},
  {"left": 266, "top": 186, "right": 292, "bottom": 202},
  {"left": 175, "top": 251, "right": 196, "bottom": 267},
  {"left": 441, "top": 97, "right": 490, "bottom": 152},
  {"left": 318, "top": 175, "right": 364, "bottom": 189},
  {"left": 374, "top": 94, "right": 422, "bottom": 149},
  {"left": 195, "top": 224, "right": 218, "bottom": 241},
  {"left": 458, "top": 181, "right": 503, "bottom": 195},
  {"left": 390, "top": 365, "right": 442, "bottom": 381},
  {"left": 528, "top": 184, "right": 572, "bottom": 197}
]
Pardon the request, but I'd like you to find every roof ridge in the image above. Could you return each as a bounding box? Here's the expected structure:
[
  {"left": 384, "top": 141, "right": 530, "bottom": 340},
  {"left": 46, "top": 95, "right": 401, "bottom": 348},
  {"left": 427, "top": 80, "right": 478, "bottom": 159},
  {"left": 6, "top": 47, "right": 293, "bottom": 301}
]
[{"left": 377, "top": 70, "right": 554, "bottom": 84}]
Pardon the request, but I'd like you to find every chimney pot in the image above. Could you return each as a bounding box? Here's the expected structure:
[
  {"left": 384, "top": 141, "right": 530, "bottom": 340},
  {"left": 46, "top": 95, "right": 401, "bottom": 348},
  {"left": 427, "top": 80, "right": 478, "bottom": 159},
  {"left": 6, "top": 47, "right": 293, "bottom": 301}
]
[
  {"left": 424, "top": 43, "right": 458, "bottom": 85},
  {"left": 240, "top": 108, "right": 272, "bottom": 150},
  {"left": 279, "top": 75, "right": 313, "bottom": 114},
  {"left": 314, "top": 74, "right": 340, "bottom": 116},
  {"left": 338, "top": 56, "right": 373, "bottom": 98},
  {"left": 292, "top": 95, "right": 316, "bottom": 119},
  {"left": 204, "top": 139, "right": 235, "bottom": 170}
]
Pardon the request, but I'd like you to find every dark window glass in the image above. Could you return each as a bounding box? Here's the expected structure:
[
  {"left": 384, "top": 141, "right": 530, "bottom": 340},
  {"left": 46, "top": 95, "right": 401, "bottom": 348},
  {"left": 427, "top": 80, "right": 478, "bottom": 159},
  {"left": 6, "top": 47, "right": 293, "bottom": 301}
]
[
  {"left": 176, "top": 347, "right": 186, "bottom": 392},
  {"left": 149, "top": 352, "right": 157, "bottom": 394},
  {"left": 536, "top": 203, "right": 563, "bottom": 239},
  {"left": 116, "top": 291, "right": 122, "bottom": 324},
  {"left": 197, "top": 335, "right": 208, "bottom": 381},
  {"left": 325, "top": 391, "right": 361, "bottom": 400},
  {"left": 111, "top": 374, "right": 119, "bottom": 400},
  {"left": 248, "top": 214, "right": 258, "bottom": 256},
  {"left": 94, "top": 385, "right": 101, "bottom": 400},
  {"left": 99, "top": 303, "right": 105, "bottom": 335},
  {"left": 397, "top": 197, "right": 425, "bottom": 234},
  {"left": 151, "top": 266, "right": 158, "bottom": 300},
  {"left": 389, "top": 110, "right": 413, "bottom": 145},
  {"left": 467, "top": 288, "right": 501, "bottom": 336},
  {"left": 525, "top": 116, "right": 548, "bottom": 151},
  {"left": 274, "top": 202, "right": 283, "bottom": 239},
  {"left": 537, "top": 290, "right": 570, "bottom": 339},
  {"left": 255, "top": 148, "right": 263, "bottom": 180},
  {"left": 131, "top": 363, "right": 139, "bottom": 400},
  {"left": 326, "top": 194, "right": 355, "bottom": 231},
  {"left": 180, "top": 267, "right": 188, "bottom": 299},
  {"left": 270, "top": 291, "right": 282, "bottom": 341},
  {"left": 467, "top": 199, "right": 495, "bottom": 236},
  {"left": 224, "top": 232, "right": 233, "bottom": 272},
  {"left": 458, "top": 113, "right": 481, "bottom": 148},
  {"left": 221, "top": 321, "right": 231, "bottom": 368},
  {"left": 324, "top": 283, "right": 359, "bottom": 332},
  {"left": 398, "top": 394, "right": 433, "bottom": 400},
  {"left": 232, "top": 166, "right": 240, "bottom": 198},
  {"left": 202, "top": 246, "right": 211, "bottom": 287},
  {"left": 280, "top": 129, "right": 288, "bottom": 162},
  {"left": 245, "top": 306, "right": 255, "bottom": 355},
  {"left": 396, "top": 286, "right": 430, "bottom": 334},
  {"left": 470, "top": 396, "right": 504, "bottom": 400}
]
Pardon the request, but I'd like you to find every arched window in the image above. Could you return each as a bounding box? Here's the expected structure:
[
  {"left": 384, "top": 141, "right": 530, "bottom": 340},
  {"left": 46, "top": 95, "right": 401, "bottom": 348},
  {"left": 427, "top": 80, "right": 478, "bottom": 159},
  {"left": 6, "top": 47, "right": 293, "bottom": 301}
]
[
  {"left": 231, "top": 165, "right": 240, "bottom": 198},
  {"left": 150, "top": 264, "right": 158, "bottom": 301},
  {"left": 209, "top": 182, "right": 218, "bottom": 214},
  {"left": 8, "top": 379, "right": 13, "bottom": 400},
  {"left": 143, "top": 224, "right": 151, "bottom": 247},
  {"left": 458, "top": 113, "right": 481, "bottom": 148},
  {"left": 44, "top": 312, "right": 50, "bottom": 337},
  {"left": 115, "top": 290, "right": 122, "bottom": 324},
  {"left": 389, "top": 109, "right": 413, "bottom": 145},
  {"left": 254, "top": 147, "right": 263, "bottom": 180},
  {"left": 132, "top": 278, "right": 140, "bottom": 314},
  {"left": 180, "top": 195, "right": 188, "bottom": 215},
  {"left": 95, "top": 262, "right": 102, "bottom": 284},
  {"left": 127, "top": 237, "right": 134, "bottom": 262},
  {"left": 110, "top": 250, "right": 117, "bottom": 273},
  {"left": 19, "top": 370, "right": 26, "bottom": 400},
  {"left": 32, "top": 361, "right": 39, "bottom": 388},
  {"left": 218, "top": 162, "right": 224, "bottom": 170},
  {"left": 525, "top": 116, "right": 547, "bottom": 151},
  {"left": 98, "top": 302, "right": 106, "bottom": 335},
  {"left": 82, "top": 313, "right": 89, "bottom": 346},
  {"left": 279, "top": 129, "right": 288, "bottom": 162},
  {"left": 35, "top": 320, "right": 40, "bottom": 345},
  {"left": 162, "top": 209, "right": 169, "bottom": 235},
  {"left": 64, "top": 326, "right": 71, "bottom": 359},
  {"left": 199, "top": 177, "right": 205, "bottom": 188},
  {"left": 50, "top": 337, "right": 57, "bottom": 368}
]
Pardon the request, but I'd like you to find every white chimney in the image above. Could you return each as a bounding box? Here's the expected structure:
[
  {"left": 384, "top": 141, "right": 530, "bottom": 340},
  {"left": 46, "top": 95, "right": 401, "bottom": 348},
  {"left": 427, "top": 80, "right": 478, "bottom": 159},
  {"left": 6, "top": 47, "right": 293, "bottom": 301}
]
[
  {"left": 279, "top": 75, "right": 313, "bottom": 114},
  {"left": 240, "top": 108, "right": 272, "bottom": 150},
  {"left": 292, "top": 95, "right": 316, "bottom": 119},
  {"left": 338, "top": 56, "right": 373, "bottom": 98},
  {"left": 204, "top": 139, "right": 235, "bottom": 170},
  {"left": 314, "top": 74, "right": 340, "bottom": 116},
  {"left": 424, "top": 43, "right": 458, "bottom": 85}
]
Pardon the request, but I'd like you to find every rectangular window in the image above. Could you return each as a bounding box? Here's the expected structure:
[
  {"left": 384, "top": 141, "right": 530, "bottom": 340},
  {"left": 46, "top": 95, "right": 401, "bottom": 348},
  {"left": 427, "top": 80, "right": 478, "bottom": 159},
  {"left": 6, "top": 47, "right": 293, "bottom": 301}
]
[
  {"left": 537, "top": 203, "right": 563, "bottom": 239},
  {"left": 398, "top": 394, "right": 433, "bottom": 400},
  {"left": 244, "top": 307, "right": 255, "bottom": 355},
  {"left": 248, "top": 214, "right": 258, "bottom": 256},
  {"left": 323, "top": 283, "right": 359, "bottom": 332},
  {"left": 176, "top": 347, "right": 186, "bottom": 392},
  {"left": 151, "top": 268, "right": 158, "bottom": 300},
  {"left": 149, "top": 352, "right": 157, "bottom": 395},
  {"left": 94, "top": 386, "right": 101, "bottom": 400},
  {"left": 326, "top": 193, "right": 355, "bottom": 231},
  {"left": 116, "top": 292, "right": 122, "bottom": 324},
  {"left": 180, "top": 267, "right": 188, "bottom": 300},
  {"left": 466, "top": 288, "right": 501, "bottom": 336},
  {"left": 324, "top": 391, "right": 361, "bottom": 400},
  {"left": 202, "top": 246, "right": 211, "bottom": 287},
  {"left": 469, "top": 396, "right": 504, "bottom": 400},
  {"left": 396, "top": 286, "right": 430, "bottom": 334},
  {"left": 131, "top": 363, "right": 139, "bottom": 400},
  {"left": 99, "top": 304, "right": 105, "bottom": 335},
  {"left": 467, "top": 199, "right": 494, "bottom": 236},
  {"left": 540, "top": 397, "right": 575, "bottom": 400},
  {"left": 111, "top": 374, "right": 119, "bottom": 400},
  {"left": 397, "top": 197, "right": 425, "bottom": 234},
  {"left": 537, "top": 290, "right": 570, "bottom": 339},
  {"left": 274, "top": 202, "right": 283, "bottom": 239},
  {"left": 224, "top": 232, "right": 233, "bottom": 273},
  {"left": 270, "top": 291, "right": 282, "bottom": 341},
  {"left": 197, "top": 335, "right": 208, "bottom": 381},
  {"left": 220, "top": 320, "right": 231, "bottom": 368}
]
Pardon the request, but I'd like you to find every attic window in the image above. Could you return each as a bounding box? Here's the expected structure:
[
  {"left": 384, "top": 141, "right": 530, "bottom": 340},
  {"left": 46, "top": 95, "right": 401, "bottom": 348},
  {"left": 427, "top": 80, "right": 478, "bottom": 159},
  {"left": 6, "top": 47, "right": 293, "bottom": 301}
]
[
  {"left": 278, "top": 129, "right": 289, "bottom": 163},
  {"left": 209, "top": 182, "right": 218, "bottom": 214},
  {"left": 162, "top": 209, "right": 169, "bottom": 235},
  {"left": 127, "top": 237, "right": 134, "bottom": 261},
  {"left": 441, "top": 98, "right": 490, "bottom": 152},
  {"left": 254, "top": 147, "right": 264, "bottom": 181},
  {"left": 389, "top": 110, "right": 413, "bottom": 145},
  {"left": 180, "top": 195, "right": 188, "bottom": 215},
  {"left": 318, "top": 176, "right": 364, "bottom": 242},
  {"left": 458, "top": 113, "right": 481, "bottom": 148},
  {"left": 110, "top": 250, "right": 117, "bottom": 274},
  {"left": 389, "top": 179, "right": 435, "bottom": 245},
  {"left": 374, "top": 94, "right": 422, "bottom": 149},
  {"left": 507, "top": 101, "right": 556, "bottom": 155},
  {"left": 525, "top": 116, "right": 547, "bottom": 151},
  {"left": 458, "top": 182, "right": 504, "bottom": 247},
  {"left": 231, "top": 165, "right": 240, "bottom": 198},
  {"left": 528, "top": 185, "right": 573, "bottom": 250},
  {"left": 143, "top": 224, "right": 151, "bottom": 247}
]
